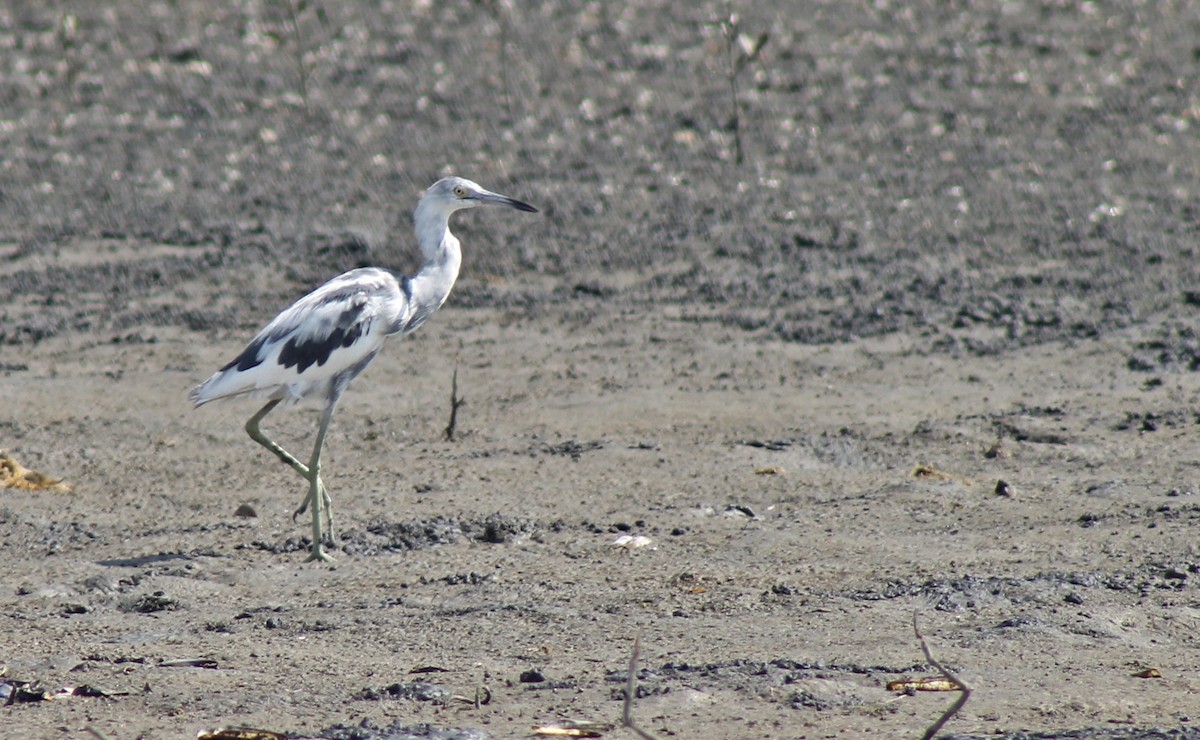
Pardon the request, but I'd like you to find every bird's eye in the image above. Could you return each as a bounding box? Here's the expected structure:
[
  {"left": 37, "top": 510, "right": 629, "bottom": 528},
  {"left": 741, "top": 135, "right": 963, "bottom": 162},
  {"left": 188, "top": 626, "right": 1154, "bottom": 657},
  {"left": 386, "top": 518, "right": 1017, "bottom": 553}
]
[{"left": 453, "top": 185, "right": 466, "bottom": 198}]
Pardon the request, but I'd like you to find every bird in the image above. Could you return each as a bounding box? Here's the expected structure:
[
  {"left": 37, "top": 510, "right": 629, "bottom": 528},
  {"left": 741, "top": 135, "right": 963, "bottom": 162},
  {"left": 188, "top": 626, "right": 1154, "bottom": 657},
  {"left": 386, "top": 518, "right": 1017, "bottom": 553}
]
[{"left": 189, "top": 176, "right": 538, "bottom": 562}]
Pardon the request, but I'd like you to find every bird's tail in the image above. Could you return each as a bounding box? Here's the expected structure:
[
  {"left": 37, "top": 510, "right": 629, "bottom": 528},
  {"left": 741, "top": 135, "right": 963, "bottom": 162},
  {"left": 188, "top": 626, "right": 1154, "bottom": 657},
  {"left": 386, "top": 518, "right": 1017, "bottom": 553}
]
[
  {"left": 188, "top": 377, "right": 218, "bottom": 408},
  {"left": 189, "top": 366, "right": 290, "bottom": 408},
  {"left": 188, "top": 369, "right": 242, "bottom": 408}
]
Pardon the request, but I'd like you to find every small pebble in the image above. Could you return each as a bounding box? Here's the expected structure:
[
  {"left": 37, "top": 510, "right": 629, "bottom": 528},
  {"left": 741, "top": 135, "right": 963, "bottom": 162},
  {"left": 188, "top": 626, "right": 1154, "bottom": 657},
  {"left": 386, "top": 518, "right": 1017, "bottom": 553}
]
[{"left": 519, "top": 669, "right": 545, "bottom": 683}]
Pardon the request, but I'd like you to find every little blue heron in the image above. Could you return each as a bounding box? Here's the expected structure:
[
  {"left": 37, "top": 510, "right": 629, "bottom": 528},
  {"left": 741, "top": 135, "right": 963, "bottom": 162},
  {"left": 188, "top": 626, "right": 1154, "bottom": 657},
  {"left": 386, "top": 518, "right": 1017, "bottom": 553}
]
[{"left": 189, "top": 177, "right": 538, "bottom": 562}]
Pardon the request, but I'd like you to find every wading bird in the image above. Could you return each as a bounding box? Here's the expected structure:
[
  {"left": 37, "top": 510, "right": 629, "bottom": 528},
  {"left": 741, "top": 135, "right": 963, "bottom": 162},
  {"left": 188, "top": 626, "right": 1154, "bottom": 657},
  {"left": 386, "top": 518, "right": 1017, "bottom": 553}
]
[{"left": 189, "top": 177, "right": 538, "bottom": 562}]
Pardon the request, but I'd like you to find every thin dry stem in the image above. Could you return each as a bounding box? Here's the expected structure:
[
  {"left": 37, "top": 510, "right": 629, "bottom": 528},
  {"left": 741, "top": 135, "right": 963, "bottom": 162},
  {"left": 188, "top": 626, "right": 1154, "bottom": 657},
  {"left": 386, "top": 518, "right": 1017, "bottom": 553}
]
[
  {"left": 444, "top": 362, "right": 465, "bottom": 441},
  {"left": 717, "top": 4, "right": 768, "bottom": 166},
  {"left": 284, "top": 0, "right": 311, "bottom": 112},
  {"left": 721, "top": 8, "right": 743, "bottom": 165},
  {"left": 913, "top": 612, "right": 972, "bottom": 740},
  {"left": 622, "top": 632, "right": 660, "bottom": 740}
]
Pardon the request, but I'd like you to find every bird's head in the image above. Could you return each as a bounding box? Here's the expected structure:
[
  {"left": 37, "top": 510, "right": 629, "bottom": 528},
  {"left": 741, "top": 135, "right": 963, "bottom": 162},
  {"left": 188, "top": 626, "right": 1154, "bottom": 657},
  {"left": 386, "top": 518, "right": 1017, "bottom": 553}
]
[
  {"left": 421, "top": 176, "right": 538, "bottom": 216},
  {"left": 412, "top": 177, "right": 537, "bottom": 262}
]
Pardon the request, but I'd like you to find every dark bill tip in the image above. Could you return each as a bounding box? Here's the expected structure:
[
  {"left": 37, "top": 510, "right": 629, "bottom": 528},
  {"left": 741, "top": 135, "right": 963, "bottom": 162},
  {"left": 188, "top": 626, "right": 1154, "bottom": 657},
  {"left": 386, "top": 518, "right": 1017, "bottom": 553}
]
[{"left": 477, "top": 190, "right": 539, "bottom": 213}]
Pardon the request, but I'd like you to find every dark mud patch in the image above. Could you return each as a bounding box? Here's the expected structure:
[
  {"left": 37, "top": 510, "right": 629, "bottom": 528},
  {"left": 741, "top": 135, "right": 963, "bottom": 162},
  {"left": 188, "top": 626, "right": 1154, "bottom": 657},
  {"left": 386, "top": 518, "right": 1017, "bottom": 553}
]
[
  {"left": 539, "top": 439, "right": 605, "bottom": 461},
  {"left": 1113, "top": 409, "right": 1200, "bottom": 433},
  {"left": 3, "top": 3, "right": 1199, "bottom": 356},
  {"left": 251, "top": 513, "right": 540, "bottom": 557},
  {"left": 315, "top": 720, "right": 488, "bottom": 740},
  {"left": 1128, "top": 323, "right": 1200, "bottom": 373},
  {"left": 944, "top": 730, "right": 1200, "bottom": 740},
  {"left": 119, "top": 591, "right": 181, "bottom": 614},
  {"left": 0, "top": 511, "right": 110, "bottom": 559},
  {"left": 739, "top": 430, "right": 885, "bottom": 468},
  {"left": 353, "top": 681, "right": 451, "bottom": 703},
  {"left": 608, "top": 657, "right": 922, "bottom": 712},
  {"left": 845, "top": 563, "right": 1195, "bottom": 611}
]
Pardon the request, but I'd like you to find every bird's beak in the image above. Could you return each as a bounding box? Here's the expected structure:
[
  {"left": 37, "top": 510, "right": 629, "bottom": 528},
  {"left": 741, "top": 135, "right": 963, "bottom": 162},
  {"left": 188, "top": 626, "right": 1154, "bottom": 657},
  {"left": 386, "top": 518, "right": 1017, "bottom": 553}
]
[{"left": 474, "top": 189, "right": 538, "bottom": 213}]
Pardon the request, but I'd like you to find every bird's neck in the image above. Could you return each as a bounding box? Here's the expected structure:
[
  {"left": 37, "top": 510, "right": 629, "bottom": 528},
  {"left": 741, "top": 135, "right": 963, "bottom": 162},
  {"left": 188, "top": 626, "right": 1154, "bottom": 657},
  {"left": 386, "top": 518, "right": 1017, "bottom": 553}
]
[
  {"left": 406, "top": 208, "right": 462, "bottom": 320},
  {"left": 411, "top": 232, "right": 461, "bottom": 298}
]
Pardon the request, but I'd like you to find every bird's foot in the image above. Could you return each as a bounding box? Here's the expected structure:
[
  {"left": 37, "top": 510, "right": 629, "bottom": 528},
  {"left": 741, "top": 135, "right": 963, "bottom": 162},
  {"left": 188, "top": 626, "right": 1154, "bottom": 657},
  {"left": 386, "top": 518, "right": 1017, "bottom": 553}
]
[{"left": 305, "top": 544, "right": 336, "bottom": 564}]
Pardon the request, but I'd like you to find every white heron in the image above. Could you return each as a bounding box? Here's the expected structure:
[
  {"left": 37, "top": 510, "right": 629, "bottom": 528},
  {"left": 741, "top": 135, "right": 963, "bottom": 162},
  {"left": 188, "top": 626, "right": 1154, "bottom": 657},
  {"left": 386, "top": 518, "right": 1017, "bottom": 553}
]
[{"left": 189, "top": 176, "right": 538, "bottom": 562}]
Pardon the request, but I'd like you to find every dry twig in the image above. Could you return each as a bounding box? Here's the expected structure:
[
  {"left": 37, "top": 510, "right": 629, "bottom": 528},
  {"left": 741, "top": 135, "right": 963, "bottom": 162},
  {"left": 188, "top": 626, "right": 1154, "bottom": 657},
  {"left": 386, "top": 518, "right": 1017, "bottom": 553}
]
[
  {"left": 283, "top": 0, "right": 311, "bottom": 112},
  {"left": 622, "top": 632, "right": 660, "bottom": 740},
  {"left": 913, "top": 612, "right": 972, "bottom": 740},
  {"left": 717, "top": 5, "right": 769, "bottom": 165},
  {"left": 444, "top": 362, "right": 466, "bottom": 441}
]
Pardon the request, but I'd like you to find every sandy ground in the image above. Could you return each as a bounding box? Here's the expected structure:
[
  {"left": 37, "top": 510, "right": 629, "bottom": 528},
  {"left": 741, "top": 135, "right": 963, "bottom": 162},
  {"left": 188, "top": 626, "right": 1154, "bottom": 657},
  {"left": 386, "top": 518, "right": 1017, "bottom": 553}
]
[
  {"left": 4, "top": 279, "right": 1199, "bottom": 739},
  {"left": 2, "top": 2, "right": 1200, "bottom": 739}
]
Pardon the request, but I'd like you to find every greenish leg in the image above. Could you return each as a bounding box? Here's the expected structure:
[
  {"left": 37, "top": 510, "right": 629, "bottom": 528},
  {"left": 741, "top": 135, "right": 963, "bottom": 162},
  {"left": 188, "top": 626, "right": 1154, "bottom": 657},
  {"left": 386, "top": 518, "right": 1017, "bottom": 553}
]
[
  {"left": 245, "top": 399, "right": 336, "bottom": 562},
  {"left": 245, "top": 400, "right": 308, "bottom": 476},
  {"left": 301, "top": 404, "right": 337, "bottom": 563}
]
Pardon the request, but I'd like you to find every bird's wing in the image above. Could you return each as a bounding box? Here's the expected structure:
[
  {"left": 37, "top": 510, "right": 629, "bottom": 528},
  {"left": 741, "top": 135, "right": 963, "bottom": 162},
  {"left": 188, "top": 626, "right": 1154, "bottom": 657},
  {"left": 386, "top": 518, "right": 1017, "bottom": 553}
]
[{"left": 190, "top": 268, "right": 408, "bottom": 405}]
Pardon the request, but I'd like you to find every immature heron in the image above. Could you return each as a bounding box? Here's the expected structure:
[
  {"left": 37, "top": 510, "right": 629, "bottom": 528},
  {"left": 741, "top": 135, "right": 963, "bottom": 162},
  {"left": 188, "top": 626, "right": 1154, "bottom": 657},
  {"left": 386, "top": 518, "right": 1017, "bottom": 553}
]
[{"left": 189, "top": 177, "right": 538, "bottom": 562}]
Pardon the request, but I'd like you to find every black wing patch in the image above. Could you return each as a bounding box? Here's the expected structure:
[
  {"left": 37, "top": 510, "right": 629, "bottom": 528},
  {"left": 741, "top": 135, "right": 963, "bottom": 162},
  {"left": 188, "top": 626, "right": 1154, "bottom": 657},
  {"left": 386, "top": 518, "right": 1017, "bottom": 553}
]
[
  {"left": 277, "top": 315, "right": 366, "bottom": 373},
  {"left": 222, "top": 335, "right": 268, "bottom": 373},
  {"left": 218, "top": 275, "right": 383, "bottom": 376}
]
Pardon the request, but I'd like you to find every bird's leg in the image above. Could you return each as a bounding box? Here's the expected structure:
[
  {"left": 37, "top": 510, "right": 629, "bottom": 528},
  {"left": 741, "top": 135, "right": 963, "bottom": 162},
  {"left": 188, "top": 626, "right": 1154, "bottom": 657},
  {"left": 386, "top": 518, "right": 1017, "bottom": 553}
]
[
  {"left": 294, "top": 474, "right": 334, "bottom": 549},
  {"left": 302, "top": 404, "right": 338, "bottom": 563},
  {"left": 245, "top": 400, "right": 310, "bottom": 478},
  {"left": 292, "top": 475, "right": 332, "bottom": 521},
  {"left": 245, "top": 399, "right": 334, "bottom": 562}
]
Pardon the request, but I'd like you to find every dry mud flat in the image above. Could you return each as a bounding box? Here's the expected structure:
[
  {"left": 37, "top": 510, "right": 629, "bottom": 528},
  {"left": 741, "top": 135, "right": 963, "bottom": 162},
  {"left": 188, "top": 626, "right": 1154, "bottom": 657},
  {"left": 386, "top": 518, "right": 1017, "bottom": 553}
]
[
  {"left": 2, "top": 1, "right": 1200, "bottom": 739},
  {"left": 2, "top": 292, "right": 1199, "bottom": 740}
]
